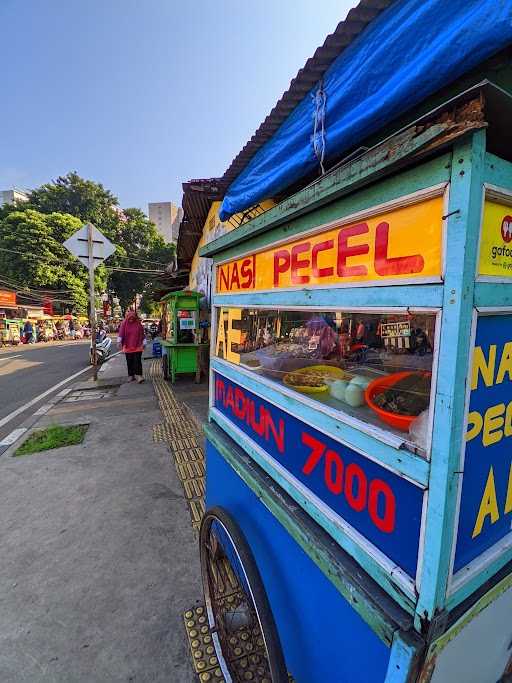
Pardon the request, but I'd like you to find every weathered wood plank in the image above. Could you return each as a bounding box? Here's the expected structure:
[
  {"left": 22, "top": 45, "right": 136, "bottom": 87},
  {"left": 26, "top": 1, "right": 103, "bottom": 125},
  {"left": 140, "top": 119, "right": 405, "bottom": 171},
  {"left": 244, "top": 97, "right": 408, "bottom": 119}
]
[
  {"left": 483, "top": 151, "right": 512, "bottom": 191},
  {"left": 415, "top": 131, "right": 486, "bottom": 629},
  {"left": 474, "top": 282, "right": 512, "bottom": 307},
  {"left": 213, "top": 284, "right": 444, "bottom": 310}
]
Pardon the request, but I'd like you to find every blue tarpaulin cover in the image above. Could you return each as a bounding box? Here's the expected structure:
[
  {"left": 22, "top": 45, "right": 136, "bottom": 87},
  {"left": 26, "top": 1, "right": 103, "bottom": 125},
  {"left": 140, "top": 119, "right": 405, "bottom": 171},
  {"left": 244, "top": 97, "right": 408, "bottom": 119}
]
[{"left": 219, "top": 0, "right": 512, "bottom": 221}]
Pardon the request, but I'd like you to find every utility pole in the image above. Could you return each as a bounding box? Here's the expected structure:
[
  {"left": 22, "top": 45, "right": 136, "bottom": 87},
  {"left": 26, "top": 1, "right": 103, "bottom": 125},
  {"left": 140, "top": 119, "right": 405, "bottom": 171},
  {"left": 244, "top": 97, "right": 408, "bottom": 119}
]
[{"left": 88, "top": 222, "right": 98, "bottom": 381}]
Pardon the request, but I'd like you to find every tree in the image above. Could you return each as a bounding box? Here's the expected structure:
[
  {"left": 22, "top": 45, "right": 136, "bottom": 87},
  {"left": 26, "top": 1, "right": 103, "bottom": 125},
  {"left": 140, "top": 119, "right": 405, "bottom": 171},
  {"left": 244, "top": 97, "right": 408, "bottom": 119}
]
[
  {"left": 108, "top": 209, "right": 175, "bottom": 311},
  {"left": 4, "top": 173, "right": 176, "bottom": 313},
  {"left": 28, "top": 172, "right": 120, "bottom": 236},
  {"left": 0, "top": 210, "right": 107, "bottom": 313}
]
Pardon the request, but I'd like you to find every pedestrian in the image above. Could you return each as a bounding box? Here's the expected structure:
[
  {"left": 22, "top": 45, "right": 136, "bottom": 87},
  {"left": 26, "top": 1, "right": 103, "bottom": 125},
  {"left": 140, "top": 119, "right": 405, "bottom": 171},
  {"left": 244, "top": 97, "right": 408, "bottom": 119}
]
[
  {"left": 69, "top": 318, "right": 75, "bottom": 340},
  {"left": 117, "top": 309, "right": 145, "bottom": 383},
  {"left": 23, "top": 319, "right": 34, "bottom": 344}
]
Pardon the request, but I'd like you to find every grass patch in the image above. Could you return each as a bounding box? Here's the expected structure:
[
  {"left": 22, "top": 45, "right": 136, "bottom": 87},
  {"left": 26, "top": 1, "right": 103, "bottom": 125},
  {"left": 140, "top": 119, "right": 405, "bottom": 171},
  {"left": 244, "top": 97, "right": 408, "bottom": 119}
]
[{"left": 15, "top": 424, "right": 88, "bottom": 456}]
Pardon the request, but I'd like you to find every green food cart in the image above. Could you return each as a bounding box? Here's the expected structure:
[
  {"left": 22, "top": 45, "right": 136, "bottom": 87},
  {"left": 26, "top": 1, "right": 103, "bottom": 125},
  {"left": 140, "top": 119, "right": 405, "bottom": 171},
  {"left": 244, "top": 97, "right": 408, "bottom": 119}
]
[{"left": 160, "top": 290, "right": 204, "bottom": 383}]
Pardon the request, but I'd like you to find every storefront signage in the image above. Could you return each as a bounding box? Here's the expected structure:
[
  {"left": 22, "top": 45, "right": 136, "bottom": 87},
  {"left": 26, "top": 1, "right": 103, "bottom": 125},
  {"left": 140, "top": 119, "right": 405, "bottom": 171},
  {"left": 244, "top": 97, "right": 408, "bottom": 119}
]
[
  {"left": 478, "top": 196, "right": 512, "bottom": 278},
  {"left": 213, "top": 372, "right": 424, "bottom": 577},
  {"left": 454, "top": 315, "right": 512, "bottom": 573},
  {"left": 380, "top": 321, "right": 411, "bottom": 338},
  {"left": 0, "top": 290, "right": 16, "bottom": 308},
  {"left": 216, "top": 194, "right": 444, "bottom": 293}
]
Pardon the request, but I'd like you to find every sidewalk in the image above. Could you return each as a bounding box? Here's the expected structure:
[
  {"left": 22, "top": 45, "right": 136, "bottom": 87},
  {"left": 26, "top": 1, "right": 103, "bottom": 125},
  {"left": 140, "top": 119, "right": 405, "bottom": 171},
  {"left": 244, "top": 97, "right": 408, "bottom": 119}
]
[{"left": 0, "top": 353, "right": 203, "bottom": 682}]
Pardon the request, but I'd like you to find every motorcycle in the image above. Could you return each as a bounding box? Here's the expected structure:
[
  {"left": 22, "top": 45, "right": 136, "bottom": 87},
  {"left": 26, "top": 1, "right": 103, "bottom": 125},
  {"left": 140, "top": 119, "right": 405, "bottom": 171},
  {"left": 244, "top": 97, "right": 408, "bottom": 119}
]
[{"left": 90, "top": 329, "right": 112, "bottom": 364}]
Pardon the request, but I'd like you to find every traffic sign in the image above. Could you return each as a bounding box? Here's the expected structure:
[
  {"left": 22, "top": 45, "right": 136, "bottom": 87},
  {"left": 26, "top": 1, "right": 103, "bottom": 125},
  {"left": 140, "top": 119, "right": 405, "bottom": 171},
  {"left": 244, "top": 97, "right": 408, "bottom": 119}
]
[
  {"left": 63, "top": 223, "right": 115, "bottom": 270},
  {"left": 62, "top": 222, "right": 116, "bottom": 381}
]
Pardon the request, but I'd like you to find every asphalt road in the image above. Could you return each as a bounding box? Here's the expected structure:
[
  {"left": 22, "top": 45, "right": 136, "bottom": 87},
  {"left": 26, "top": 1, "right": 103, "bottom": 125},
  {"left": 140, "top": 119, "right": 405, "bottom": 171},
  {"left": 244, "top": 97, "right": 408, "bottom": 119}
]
[{"left": 0, "top": 341, "right": 92, "bottom": 443}]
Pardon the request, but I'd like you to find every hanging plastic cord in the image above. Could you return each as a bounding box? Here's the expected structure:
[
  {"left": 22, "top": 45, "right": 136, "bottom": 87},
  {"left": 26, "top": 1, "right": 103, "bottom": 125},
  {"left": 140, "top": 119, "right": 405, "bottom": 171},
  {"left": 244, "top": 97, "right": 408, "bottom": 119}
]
[{"left": 311, "top": 81, "right": 327, "bottom": 175}]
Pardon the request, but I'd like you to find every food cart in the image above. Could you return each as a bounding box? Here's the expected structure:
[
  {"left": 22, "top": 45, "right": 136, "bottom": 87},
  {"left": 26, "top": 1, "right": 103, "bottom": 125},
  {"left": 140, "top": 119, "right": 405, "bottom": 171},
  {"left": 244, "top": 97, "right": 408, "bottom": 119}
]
[
  {"left": 0, "top": 318, "right": 21, "bottom": 345},
  {"left": 160, "top": 290, "right": 204, "bottom": 383},
  {"left": 197, "top": 92, "right": 512, "bottom": 680}
]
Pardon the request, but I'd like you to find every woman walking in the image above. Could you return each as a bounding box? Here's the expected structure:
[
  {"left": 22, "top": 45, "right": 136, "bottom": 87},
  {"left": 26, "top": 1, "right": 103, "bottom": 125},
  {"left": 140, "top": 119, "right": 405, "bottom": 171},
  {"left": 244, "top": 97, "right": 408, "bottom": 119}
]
[{"left": 118, "top": 309, "right": 145, "bottom": 383}]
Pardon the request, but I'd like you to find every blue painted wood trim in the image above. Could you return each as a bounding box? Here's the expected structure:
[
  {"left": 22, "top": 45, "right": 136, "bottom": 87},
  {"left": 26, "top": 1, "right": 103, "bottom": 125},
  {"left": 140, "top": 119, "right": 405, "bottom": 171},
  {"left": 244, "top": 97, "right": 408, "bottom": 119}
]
[
  {"left": 209, "top": 409, "right": 417, "bottom": 615},
  {"left": 483, "top": 152, "right": 512, "bottom": 191},
  {"left": 211, "top": 358, "right": 430, "bottom": 487},
  {"left": 474, "top": 282, "right": 512, "bottom": 307},
  {"left": 415, "top": 132, "right": 486, "bottom": 627},
  {"left": 446, "top": 547, "right": 512, "bottom": 612},
  {"left": 213, "top": 284, "right": 444, "bottom": 310},
  {"left": 385, "top": 631, "right": 422, "bottom": 683}
]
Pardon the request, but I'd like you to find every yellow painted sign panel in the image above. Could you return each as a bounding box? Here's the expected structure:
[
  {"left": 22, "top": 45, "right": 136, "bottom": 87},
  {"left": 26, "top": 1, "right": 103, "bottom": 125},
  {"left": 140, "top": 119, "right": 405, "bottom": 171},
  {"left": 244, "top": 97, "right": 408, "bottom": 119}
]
[
  {"left": 216, "top": 195, "right": 444, "bottom": 293},
  {"left": 478, "top": 199, "right": 512, "bottom": 278}
]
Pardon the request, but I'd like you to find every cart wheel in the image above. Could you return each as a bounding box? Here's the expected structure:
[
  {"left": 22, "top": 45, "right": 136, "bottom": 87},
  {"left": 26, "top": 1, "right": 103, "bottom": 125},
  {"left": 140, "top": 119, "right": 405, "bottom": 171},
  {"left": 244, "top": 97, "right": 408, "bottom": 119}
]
[
  {"left": 199, "top": 506, "right": 288, "bottom": 683},
  {"left": 162, "top": 355, "right": 169, "bottom": 380}
]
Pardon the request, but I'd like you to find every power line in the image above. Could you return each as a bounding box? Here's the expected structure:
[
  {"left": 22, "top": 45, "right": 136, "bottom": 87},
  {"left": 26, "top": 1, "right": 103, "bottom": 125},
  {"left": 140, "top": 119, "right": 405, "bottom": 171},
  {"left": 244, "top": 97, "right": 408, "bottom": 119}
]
[
  {"left": 0, "top": 245, "right": 171, "bottom": 268},
  {"left": 0, "top": 276, "right": 75, "bottom": 304}
]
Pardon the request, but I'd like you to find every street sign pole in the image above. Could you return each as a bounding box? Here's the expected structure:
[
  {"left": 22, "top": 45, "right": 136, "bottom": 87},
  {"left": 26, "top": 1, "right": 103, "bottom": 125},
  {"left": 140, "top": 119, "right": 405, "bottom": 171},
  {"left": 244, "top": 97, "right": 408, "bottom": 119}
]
[
  {"left": 88, "top": 223, "right": 98, "bottom": 381},
  {"left": 63, "top": 222, "right": 115, "bottom": 382}
]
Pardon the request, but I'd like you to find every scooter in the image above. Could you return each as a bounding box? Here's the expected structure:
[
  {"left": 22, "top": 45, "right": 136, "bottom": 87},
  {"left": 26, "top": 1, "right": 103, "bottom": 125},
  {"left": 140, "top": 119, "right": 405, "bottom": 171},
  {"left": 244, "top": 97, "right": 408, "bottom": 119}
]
[{"left": 90, "top": 329, "right": 112, "bottom": 364}]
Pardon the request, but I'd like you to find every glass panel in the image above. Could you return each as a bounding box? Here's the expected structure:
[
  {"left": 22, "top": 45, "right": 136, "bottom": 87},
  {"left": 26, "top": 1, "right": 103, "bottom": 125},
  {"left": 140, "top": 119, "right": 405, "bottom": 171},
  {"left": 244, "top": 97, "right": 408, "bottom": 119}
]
[
  {"left": 215, "top": 308, "right": 437, "bottom": 455},
  {"left": 177, "top": 310, "right": 196, "bottom": 343}
]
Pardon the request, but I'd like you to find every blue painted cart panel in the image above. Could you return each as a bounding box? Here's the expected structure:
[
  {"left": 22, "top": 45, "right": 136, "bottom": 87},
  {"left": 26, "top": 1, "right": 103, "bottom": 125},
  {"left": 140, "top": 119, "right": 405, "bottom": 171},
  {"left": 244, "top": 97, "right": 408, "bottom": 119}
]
[
  {"left": 213, "top": 371, "right": 424, "bottom": 578},
  {"left": 206, "top": 439, "right": 392, "bottom": 683},
  {"left": 454, "top": 314, "right": 512, "bottom": 573}
]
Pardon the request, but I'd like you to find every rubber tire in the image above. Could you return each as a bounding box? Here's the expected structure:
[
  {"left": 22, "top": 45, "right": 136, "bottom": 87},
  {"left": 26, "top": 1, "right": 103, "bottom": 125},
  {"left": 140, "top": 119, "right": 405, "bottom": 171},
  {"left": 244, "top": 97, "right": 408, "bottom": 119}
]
[{"left": 199, "top": 506, "right": 288, "bottom": 683}]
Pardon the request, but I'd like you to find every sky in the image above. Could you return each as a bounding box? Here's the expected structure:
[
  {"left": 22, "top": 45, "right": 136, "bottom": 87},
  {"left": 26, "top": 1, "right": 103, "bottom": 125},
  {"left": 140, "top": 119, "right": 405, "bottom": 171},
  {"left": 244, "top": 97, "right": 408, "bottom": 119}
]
[{"left": 0, "top": 0, "right": 355, "bottom": 212}]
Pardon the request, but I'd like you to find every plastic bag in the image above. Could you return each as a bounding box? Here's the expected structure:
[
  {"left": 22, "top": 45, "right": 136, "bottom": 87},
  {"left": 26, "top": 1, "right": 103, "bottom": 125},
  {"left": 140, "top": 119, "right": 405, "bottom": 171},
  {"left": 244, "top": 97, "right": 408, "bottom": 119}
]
[{"left": 409, "top": 409, "right": 429, "bottom": 449}]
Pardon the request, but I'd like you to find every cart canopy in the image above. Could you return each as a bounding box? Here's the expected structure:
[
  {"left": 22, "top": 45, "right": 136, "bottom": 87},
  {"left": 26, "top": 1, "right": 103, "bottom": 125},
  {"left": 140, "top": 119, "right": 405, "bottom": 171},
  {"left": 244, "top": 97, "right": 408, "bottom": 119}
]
[{"left": 219, "top": 0, "right": 512, "bottom": 221}]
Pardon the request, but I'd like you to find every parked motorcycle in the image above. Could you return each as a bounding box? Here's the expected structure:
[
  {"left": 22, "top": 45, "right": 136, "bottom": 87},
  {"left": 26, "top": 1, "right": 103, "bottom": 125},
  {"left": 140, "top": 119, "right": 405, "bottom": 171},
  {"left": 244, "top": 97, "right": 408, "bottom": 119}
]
[{"left": 90, "top": 328, "right": 112, "bottom": 364}]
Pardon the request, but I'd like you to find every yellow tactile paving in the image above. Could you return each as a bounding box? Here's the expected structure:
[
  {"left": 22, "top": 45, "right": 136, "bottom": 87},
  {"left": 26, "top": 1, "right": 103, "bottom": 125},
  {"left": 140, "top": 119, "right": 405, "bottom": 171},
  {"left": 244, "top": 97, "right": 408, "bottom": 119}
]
[{"left": 148, "top": 358, "right": 206, "bottom": 535}]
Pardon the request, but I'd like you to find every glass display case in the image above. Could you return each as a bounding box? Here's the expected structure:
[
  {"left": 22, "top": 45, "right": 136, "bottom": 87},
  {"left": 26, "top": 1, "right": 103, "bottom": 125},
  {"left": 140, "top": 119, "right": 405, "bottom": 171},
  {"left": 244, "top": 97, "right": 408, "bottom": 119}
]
[{"left": 215, "top": 307, "right": 437, "bottom": 454}]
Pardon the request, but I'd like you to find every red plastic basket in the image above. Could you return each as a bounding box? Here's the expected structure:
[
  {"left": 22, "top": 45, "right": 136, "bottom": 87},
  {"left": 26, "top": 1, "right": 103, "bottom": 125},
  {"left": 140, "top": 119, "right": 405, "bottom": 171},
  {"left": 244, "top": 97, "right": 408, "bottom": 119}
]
[{"left": 364, "top": 371, "right": 431, "bottom": 432}]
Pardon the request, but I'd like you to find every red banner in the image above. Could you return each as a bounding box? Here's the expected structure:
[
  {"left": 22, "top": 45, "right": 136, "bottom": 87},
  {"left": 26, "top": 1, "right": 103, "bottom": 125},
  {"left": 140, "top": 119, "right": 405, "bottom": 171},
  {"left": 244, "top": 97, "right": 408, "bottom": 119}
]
[{"left": 43, "top": 298, "right": 53, "bottom": 315}]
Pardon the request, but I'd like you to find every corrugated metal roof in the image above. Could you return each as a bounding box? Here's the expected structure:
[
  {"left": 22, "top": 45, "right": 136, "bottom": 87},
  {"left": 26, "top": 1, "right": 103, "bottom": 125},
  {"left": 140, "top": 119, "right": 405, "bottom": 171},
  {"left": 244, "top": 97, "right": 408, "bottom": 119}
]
[
  {"left": 220, "top": 0, "right": 395, "bottom": 189},
  {"left": 177, "top": 178, "right": 223, "bottom": 263}
]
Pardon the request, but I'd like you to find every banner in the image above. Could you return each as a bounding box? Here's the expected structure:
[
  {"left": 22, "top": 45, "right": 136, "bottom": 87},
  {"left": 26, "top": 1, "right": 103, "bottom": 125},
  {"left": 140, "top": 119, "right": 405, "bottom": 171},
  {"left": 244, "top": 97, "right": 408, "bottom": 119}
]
[
  {"left": 478, "top": 198, "right": 512, "bottom": 278},
  {"left": 213, "top": 372, "right": 424, "bottom": 577},
  {"left": 454, "top": 315, "right": 512, "bottom": 573},
  {"left": 0, "top": 290, "right": 16, "bottom": 308},
  {"left": 216, "top": 194, "right": 444, "bottom": 293}
]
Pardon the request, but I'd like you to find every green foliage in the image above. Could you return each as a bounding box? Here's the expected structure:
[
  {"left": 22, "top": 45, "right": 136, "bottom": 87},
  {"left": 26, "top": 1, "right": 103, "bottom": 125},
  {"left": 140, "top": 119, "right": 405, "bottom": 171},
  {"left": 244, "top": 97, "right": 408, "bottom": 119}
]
[
  {"left": 28, "top": 172, "right": 119, "bottom": 231},
  {"left": 0, "top": 172, "right": 176, "bottom": 314},
  {"left": 0, "top": 210, "right": 92, "bottom": 312},
  {"left": 15, "top": 424, "right": 88, "bottom": 456}
]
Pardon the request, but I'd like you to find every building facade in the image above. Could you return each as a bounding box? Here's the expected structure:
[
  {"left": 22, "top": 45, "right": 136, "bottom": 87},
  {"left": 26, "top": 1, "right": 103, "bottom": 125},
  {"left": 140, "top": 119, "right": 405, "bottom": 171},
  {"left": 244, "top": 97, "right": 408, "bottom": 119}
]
[
  {"left": 0, "top": 189, "right": 29, "bottom": 206},
  {"left": 148, "top": 201, "right": 182, "bottom": 243}
]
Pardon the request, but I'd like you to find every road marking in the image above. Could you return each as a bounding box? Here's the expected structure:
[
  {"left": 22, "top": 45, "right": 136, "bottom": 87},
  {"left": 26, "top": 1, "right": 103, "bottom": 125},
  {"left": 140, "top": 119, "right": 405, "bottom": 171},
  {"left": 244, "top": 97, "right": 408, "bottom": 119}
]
[
  {"left": 33, "top": 403, "right": 53, "bottom": 416},
  {"left": 0, "top": 365, "right": 92, "bottom": 429},
  {"left": 0, "top": 428, "right": 27, "bottom": 447},
  {"left": 0, "top": 355, "right": 21, "bottom": 362}
]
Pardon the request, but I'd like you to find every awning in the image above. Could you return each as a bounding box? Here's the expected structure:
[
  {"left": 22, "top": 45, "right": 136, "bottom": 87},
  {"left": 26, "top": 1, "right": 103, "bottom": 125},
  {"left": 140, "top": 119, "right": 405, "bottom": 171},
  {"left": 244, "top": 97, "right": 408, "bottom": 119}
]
[{"left": 219, "top": 0, "right": 512, "bottom": 220}]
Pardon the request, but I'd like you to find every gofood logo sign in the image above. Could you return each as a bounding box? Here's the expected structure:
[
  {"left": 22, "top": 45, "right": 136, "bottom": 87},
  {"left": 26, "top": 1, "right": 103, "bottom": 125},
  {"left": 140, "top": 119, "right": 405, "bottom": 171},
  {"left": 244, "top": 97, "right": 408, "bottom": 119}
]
[
  {"left": 479, "top": 197, "right": 512, "bottom": 277},
  {"left": 500, "top": 215, "right": 512, "bottom": 244}
]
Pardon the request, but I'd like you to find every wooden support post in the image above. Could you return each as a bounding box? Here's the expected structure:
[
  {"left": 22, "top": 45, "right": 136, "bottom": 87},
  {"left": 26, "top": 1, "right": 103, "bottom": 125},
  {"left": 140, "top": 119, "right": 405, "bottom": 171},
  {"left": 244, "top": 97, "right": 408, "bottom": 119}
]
[{"left": 415, "top": 130, "right": 486, "bottom": 631}]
